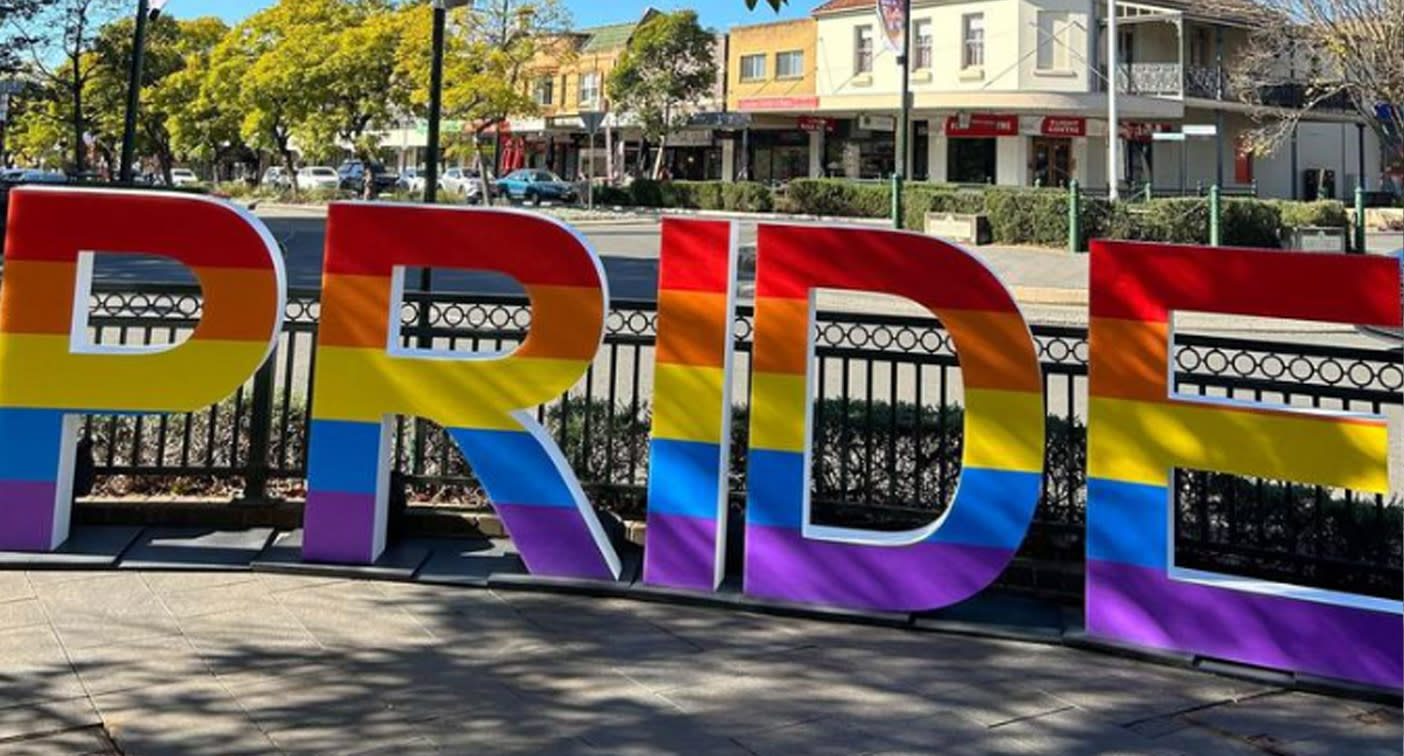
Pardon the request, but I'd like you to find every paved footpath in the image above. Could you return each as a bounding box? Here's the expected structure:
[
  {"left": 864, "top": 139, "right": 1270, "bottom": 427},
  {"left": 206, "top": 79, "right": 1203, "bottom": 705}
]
[{"left": 1, "top": 571, "right": 1399, "bottom": 755}]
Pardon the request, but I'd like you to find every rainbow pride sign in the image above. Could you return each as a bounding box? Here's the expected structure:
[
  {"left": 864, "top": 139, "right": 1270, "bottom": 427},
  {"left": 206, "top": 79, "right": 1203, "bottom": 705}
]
[{"left": 0, "top": 187, "right": 1400, "bottom": 689}]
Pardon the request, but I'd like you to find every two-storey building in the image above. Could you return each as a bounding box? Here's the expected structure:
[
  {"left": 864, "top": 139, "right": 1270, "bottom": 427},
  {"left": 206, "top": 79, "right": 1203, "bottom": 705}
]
[{"left": 736, "top": 0, "right": 1377, "bottom": 198}]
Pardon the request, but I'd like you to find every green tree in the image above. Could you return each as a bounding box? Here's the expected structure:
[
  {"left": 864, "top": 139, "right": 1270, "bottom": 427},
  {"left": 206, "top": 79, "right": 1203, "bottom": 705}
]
[
  {"left": 0, "top": 0, "right": 55, "bottom": 76},
  {"left": 6, "top": 0, "right": 122, "bottom": 174},
  {"left": 300, "top": 3, "right": 407, "bottom": 173},
  {"left": 607, "top": 11, "right": 718, "bottom": 179},
  {"left": 203, "top": 0, "right": 357, "bottom": 191},
  {"left": 394, "top": 0, "right": 569, "bottom": 200},
  {"left": 86, "top": 15, "right": 230, "bottom": 182}
]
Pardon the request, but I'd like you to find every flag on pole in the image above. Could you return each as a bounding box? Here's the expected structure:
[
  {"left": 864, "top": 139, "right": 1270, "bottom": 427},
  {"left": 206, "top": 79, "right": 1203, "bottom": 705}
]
[{"left": 875, "top": 0, "right": 905, "bottom": 53}]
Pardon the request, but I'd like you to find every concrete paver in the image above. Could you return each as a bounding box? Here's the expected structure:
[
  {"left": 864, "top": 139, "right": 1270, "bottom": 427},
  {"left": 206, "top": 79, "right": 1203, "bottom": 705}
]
[{"left": 0, "top": 570, "right": 1397, "bottom": 755}]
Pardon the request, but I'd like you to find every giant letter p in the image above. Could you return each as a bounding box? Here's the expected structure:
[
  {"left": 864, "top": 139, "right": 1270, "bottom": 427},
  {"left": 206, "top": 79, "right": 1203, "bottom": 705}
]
[{"left": 0, "top": 188, "right": 286, "bottom": 550}]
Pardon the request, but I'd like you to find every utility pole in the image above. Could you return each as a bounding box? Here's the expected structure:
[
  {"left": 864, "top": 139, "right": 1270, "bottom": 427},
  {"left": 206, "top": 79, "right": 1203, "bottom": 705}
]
[
  {"left": 893, "top": 0, "right": 912, "bottom": 229},
  {"left": 1106, "top": 0, "right": 1119, "bottom": 201},
  {"left": 118, "top": 0, "right": 152, "bottom": 184}
]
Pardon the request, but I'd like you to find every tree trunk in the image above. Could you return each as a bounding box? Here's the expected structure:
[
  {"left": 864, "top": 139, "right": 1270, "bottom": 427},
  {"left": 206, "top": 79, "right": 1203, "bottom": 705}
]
[
  {"left": 651, "top": 134, "right": 667, "bottom": 180},
  {"left": 71, "top": 61, "right": 84, "bottom": 175}
]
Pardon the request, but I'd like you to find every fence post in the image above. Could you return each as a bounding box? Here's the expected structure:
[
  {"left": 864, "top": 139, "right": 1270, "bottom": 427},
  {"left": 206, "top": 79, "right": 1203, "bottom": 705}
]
[
  {"left": 1353, "top": 184, "right": 1366, "bottom": 254},
  {"left": 1143, "top": 182, "right": 1152, "bottom": 202},
  {"left": 891, "top": 173, "right": 903, "bottom": 230},
  {"left": 241, "top": 357, "right": 277, "bottom": 503},
  {"left": 1209, "top": 184, "right": 1222, "bottom": 247},
  {"left": 1068, "top": 178, "right": 1081, "bottom": 253}
]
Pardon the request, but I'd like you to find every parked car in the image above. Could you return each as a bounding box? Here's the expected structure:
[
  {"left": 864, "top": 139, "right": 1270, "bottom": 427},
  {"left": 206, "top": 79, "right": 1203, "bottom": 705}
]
[
  {"left": 440, "top": 167, "right": 484, "bottom": 200},
  {"left": 401, "top": 168, "right": 426, "bottom": 194},
  {"left": 170, "top": 168, "right": 200, "bottom": 186},
  {"left": 494, "top": 169, "right": 578, "bottom": 205},
  {"left": 338, "top": 160, "right": 399, "bottom": 193},
  {"left": 297, "top": 166, "right": 341, "bottom": 191},
  {"left": 261, "top": 166, "right": 291, "bottom": 190}
]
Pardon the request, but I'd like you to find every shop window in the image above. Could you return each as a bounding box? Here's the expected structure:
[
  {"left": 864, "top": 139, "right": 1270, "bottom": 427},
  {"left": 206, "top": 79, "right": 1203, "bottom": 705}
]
[
  {"left": 961, "top": 14, "right": 984, "bottom": 69},
  {"left": 855, "top": 25, "right": 874, "bottom": 74},
  {"left": 776, "top": 50, "right": 805, "bottom": 80},
  {"left": 947, "top": 137, "right": 997, "bottom": 184},
  {"left": 741, "top": 54, "right": 767, "bottom": 82},
  {"left": 1036, "top": 11, "right": 1071, "bottom": 71},
  {"left": 914, "top": 20, "right": 933, "bottom": 70}
]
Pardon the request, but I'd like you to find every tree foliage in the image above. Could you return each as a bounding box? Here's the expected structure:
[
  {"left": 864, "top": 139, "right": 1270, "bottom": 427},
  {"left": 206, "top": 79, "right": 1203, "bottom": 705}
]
[
  {"left": 607, "top": 10, "right": 717, "bottom": 178},
  {"left": 1222, "top": 0, "right": 1404, "bottom": 171}
]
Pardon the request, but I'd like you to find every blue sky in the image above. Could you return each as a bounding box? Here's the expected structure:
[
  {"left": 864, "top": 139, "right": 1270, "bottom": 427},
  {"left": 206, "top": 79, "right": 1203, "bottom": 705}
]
[{"left": 169, "top": 1, "right": 812, "bottom": 31}]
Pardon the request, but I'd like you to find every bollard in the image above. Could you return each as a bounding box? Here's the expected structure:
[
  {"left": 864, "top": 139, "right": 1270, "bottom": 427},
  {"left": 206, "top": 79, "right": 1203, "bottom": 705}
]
[
  {"left": 1354, "top": 185, "right": 1366, "bottom": 254},
  {"left": 1143, "top": 182, "right": 1152, "bottom": 202},
  {"left": 1068, "top": 179, "right": 1081, "bottom": 253},
  {"left": 1209, "top": 185, "right": 1222, "bottom": 247}
]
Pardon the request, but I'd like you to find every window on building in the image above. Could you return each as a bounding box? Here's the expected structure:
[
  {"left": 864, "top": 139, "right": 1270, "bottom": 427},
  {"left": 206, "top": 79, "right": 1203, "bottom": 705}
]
[
  {"left": 578, "top": 71, "right": 600, "bottom": 108},
  {"left": 740, "top": 53, "right": 767, "bottom": 82},
  {"left": 1036, "top": 11, "right": 1072, "bottom": 71},
  {"left": 913, "top": 20, "right": 933, "bottom": 69},
  {"left": 961, "top": 14, "right": 984, "bottom": 68},
  {"left": 855, "top": 25, "right": 874, "bottom": 74},
  {"left": 534, "top": 78, "right": 554, "bottom": 106},
  {"left": 776, "top": 50, "right": 804, "bottom": 79}
]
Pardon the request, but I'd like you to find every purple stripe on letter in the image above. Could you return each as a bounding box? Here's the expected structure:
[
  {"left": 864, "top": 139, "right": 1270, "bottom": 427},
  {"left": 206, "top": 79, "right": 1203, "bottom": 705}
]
[
  {"left": 1087, "top": 560, "right": 1402, "bottom": 689},
  {"left": 302, "top": 490, "right": 378, "bottom": 564},
  {"left": 745, "top": 524, "right": 1015, "bottom": 611},
  {"left": 643, "top": 512, "right": 717, "bottom": 591},
  {"left": 0, "top": 479, "right": 57, "bottom": 551},
  {"left": 496, "top": 503, "right": 617, "bottom": 581}
]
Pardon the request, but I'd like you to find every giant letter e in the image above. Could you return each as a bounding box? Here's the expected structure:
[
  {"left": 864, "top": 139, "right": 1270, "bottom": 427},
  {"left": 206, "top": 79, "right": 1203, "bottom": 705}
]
[{"left": 744, "top": 225, "right": 1045, "bottom": 612}]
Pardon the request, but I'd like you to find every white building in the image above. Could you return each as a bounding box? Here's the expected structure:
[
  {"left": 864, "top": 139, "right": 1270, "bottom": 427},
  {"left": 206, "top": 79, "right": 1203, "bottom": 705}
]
[{"left": 748, "top": 0, "right": 1382, "bottom": 199}]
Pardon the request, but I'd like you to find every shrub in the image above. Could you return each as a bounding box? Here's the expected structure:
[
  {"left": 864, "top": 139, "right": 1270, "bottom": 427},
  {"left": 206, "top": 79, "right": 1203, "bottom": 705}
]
[
  {"left": 1272, "top": 200, "right": 1348, "bottom": 230},
  {"left": 722, "top": 182, "right": 773, "bottom": 213},
  {"left": 593, "top": 184, "right": 631, "bottom": 207},
  {"left": 627, "top": 179, "right": 664, "bottom": 208},
  {"left": 1221, "top": 198, "right": 1283, "bottom": 248},
  {"left": 784, "top": 179, "right": 890, "bottom": 218}
]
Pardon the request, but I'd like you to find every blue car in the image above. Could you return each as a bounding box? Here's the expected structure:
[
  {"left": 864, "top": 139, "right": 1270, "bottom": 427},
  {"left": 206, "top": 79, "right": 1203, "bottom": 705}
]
[{"left": 494, "top": 169, "right": 578, "bottom": 205}]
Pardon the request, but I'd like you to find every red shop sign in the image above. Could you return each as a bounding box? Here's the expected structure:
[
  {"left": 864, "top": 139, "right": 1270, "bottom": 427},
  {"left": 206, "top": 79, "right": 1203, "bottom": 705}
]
[
  {"left": 797, "top": 116, "right": 835, "bottom": 133},
  {"left": 1041, "top": 117, "right": 1086, "bottom": 137},
  {"left": 1120, "top": 122, "right": 1172, "bottom": 142},
  {"left": 945, "top": 113, "right": 1018, "bottom": 138}
]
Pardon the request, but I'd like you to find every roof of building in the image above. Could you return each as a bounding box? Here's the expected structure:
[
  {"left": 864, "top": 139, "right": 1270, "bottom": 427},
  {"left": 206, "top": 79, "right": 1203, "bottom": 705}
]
[
  {"left": 579, "top": 21, "right": 637, "bottom": 52},
  {"left": 811, "top": 0, "right": 869, "bottom": 14}
]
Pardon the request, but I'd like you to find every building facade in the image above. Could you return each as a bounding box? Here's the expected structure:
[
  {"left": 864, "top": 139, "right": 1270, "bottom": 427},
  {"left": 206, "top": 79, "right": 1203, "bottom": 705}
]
[{"left": 730, "top": 0, "right": 1379, "bottom": 198}]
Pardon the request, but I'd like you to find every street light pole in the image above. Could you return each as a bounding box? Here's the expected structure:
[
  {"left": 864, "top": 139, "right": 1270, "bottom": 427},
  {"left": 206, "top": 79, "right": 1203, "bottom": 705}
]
[
  {"left": 893, "top": 0, "right": 912, "bottom": 229},
  {"left": 1107, "top": 0, "right": 1119, "bottom": 201},
  {"left": 118, "top": 0, "right": 151, "bottom": 184},
  {"left": 424, "top": 0, "right": 451, "bottom": 207}
]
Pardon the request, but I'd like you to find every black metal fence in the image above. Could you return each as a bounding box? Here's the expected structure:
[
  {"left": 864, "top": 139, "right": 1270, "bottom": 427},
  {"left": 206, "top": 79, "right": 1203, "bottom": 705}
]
[{"left": 80, "top": 284, "right": 1404, "bottom": 602}]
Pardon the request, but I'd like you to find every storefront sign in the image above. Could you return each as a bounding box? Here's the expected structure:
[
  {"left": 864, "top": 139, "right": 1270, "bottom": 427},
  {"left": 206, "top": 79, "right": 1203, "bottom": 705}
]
[
  {"left": 797, "top": 116, "right": 835, "bottom": 133},
  {"left": 1, "top": 188, "right": 1400, "bottom": 689},
  {"left": 944, "top": 113, "right": 1018, "bottom": 138},
  {"left": 1119, "top": 121, "right": 1173, "bottom": 142},
  {"left": 858, "top": 114, "right": 896, "bottom": 132},
  {"left": 1040, "top": 117, "right": 1086, "bottom": 137},
  {"left": 737, "top": 96, "right": 820, "bottom": 112},
  {"left": 667, "top": 129, "right": 715, "bottom": 148}
]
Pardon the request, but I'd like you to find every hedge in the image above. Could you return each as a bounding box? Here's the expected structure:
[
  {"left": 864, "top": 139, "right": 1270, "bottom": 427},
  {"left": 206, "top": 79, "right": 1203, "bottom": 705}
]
[{"left": 553, "top": 177, "right": 1354, "bottom": 250}]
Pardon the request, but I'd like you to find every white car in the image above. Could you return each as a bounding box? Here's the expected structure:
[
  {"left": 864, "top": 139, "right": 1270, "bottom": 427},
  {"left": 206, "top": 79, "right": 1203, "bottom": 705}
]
[
  {"left": 170, "top": 168, "right": 199, "bottom": 186},
  {"left": 297, "top": 166, "right": 340, "bottom": 191},
  {"left": 402, "top": 168, "right": 426, "bottom": 194},
  {"left": 440, "top": 167, "right": 487, "bottom": 202}
]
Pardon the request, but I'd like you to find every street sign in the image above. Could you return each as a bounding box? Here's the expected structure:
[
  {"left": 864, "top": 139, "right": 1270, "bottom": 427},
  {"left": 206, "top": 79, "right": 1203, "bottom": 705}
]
[
  {"left": 1152, "top": 132, "right": 1187, "bottom": 142},
  {"left": 1182, "top": 124, "right": 1218, "bottom": 137},
  {"left": 579, "top": 111, "right": 606, "bottom": 134}
]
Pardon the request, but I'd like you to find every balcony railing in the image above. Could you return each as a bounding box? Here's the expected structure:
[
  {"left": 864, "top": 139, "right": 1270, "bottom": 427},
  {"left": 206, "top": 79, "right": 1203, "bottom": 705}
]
[{"left": 1098, "top": 63, "right": 1354, "bottom": 112}]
